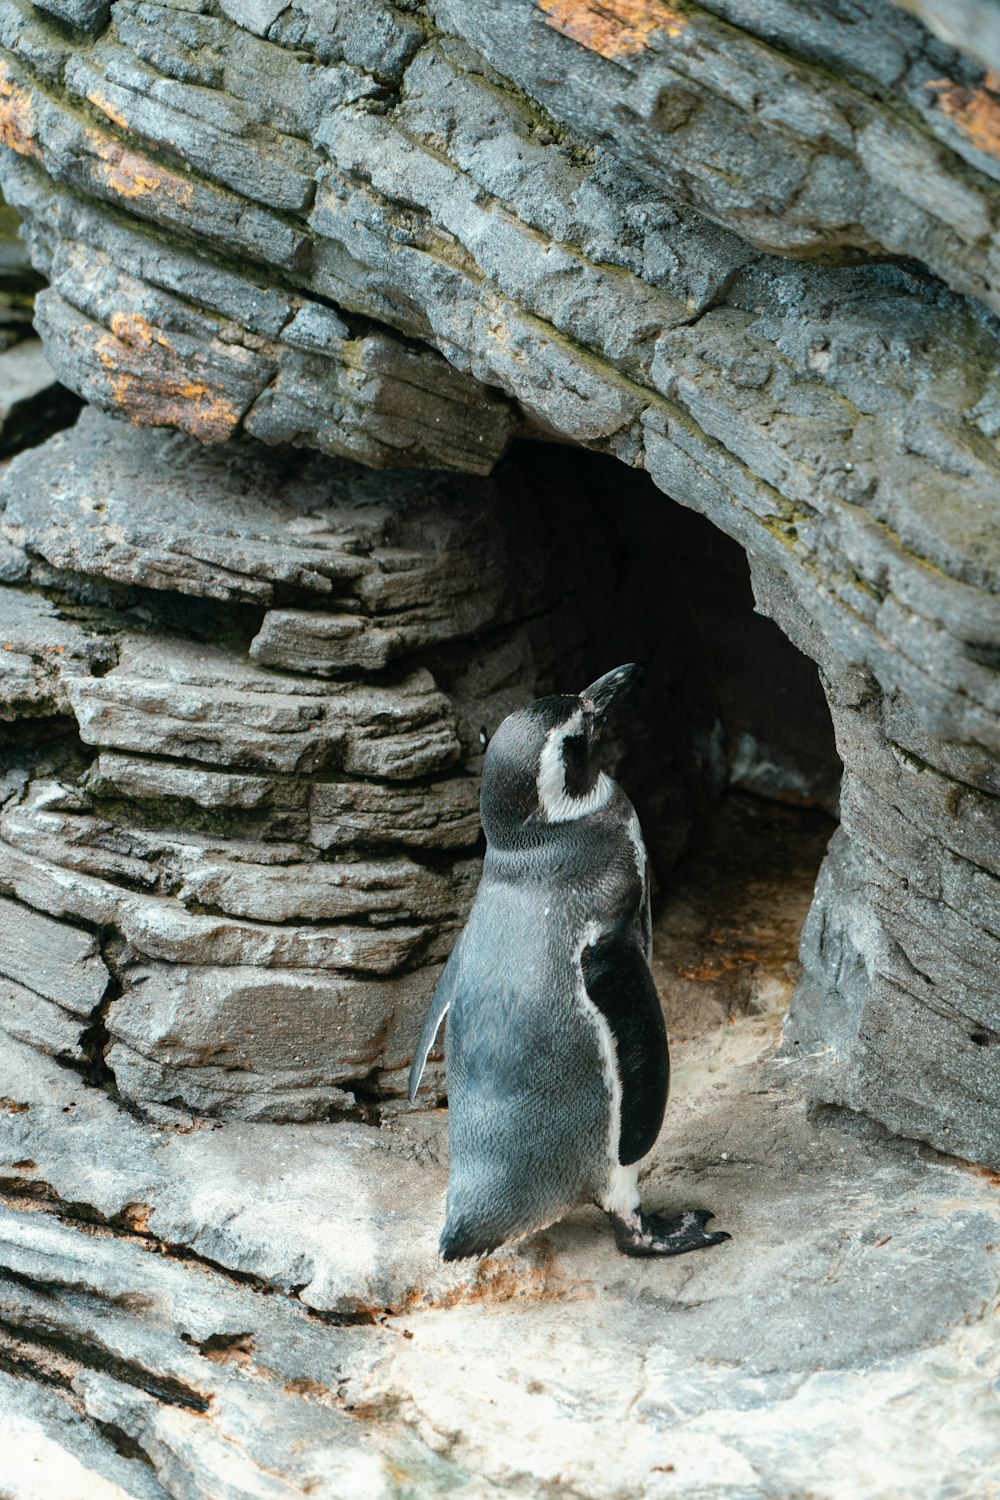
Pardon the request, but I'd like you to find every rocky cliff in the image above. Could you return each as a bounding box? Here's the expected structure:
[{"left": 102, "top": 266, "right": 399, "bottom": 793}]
[{"left": 0, "top": 0, "right": 996, "bottom": 1160}]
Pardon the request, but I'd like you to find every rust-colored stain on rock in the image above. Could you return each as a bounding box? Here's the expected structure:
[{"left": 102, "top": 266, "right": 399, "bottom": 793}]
[
  {"left": 926, "top": 74, "right": 1000, "bottom": 161},
  {"left": 109, "top": 311, "right": 172, "bottom": 350},
  {"left": 85, "top": 130, "right": 195, "bottom": 207},
  {"left": 0, "top": 60, "right": 43, "bottom": 162},
  {"left": 87, "top": 88, "right": 130, "bottom": 132},
  {"left": 118, "top": 1200, "right": 153, "bottom": 1233},
  {"left": 538, "top": 0, "right": 686, "bottom": 60},
  {"left": 397, "top": 1239, "right": 594, "bottom": 1313},
  {"left": 93, "top": 326, "right": 241, "bottom": 444}
]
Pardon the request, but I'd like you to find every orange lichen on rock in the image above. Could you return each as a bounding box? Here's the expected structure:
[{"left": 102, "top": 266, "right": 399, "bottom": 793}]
[
  {"left": 85, "top": 130, "right": 195, "bottom": 207},
  {"left": 926, "top": 73, "right": 1000, "bottom": 161},
  {"left": 538, "top": 0, "right": 686, "bottom": 61},
  {"left": 87, "top": 88, "right": 130, "bottom": 132},
  {"left": 0, "top": 60, "right": 43, "bottom": 162},
  {"left": 93, "top": 328, "right": 241, "bottom": 443},
  {"left": 109, "top": 312, "right": 174, "bottom": 351}
]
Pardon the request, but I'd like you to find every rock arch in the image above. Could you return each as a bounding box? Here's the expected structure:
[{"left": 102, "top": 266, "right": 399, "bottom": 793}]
[{"left": 0, "top": 0, "right": 996, "bottom": 1167}]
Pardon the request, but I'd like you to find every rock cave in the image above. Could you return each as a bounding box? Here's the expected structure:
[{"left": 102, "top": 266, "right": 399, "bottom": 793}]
[{"left": 0, "top": 0, "right": 997, "bottom": 1494}]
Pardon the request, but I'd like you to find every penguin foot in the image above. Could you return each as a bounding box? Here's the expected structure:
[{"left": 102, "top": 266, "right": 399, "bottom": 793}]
[{"left": 610, "top": 1207, "right": 731, "bottom": 1258}]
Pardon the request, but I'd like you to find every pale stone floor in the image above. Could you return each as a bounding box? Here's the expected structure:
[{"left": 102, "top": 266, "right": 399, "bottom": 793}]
[{"left": 0, "top": 799, "right": 998, "bottom": 1499}]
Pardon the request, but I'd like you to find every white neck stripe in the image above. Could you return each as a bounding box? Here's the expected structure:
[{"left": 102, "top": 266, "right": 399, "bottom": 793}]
[{"left": 536, "top": 716, "right": 614, "bottom": 823}]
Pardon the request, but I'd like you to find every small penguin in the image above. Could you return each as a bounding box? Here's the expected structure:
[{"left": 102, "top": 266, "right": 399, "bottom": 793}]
[{"left": 409, "top": 664, "right": 730, "bottom": 1261}]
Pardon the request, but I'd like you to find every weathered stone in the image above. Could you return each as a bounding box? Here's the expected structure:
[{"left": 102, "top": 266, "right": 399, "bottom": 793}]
[
  {"left": 67, "top": 635, "right": 462, "bottom": 780},
  {"left": 33, "top": 0, "right": 109, "bottom": 35},
  {"left": 89, "top": 751, "right": 293, "bottom": 815},
  {"left": 0, "top": 836, "right": 443, "bottom": 977},
  {"left": 0, "top": 409, "right": 640, "bottom": 1125},
  {"left": 2, "top": 407, "right": 543, "bottom": 656},
  {"left": 0, "top": 0, "right": 994, "bottom": 1230},
  {"left": 106, "top": 958, "right": 443, "bottom": 1119},
  {"left": 0, "top": 1005, "right": 998, "bottom": 1497},
  {"left": 0, "top": 141, "right": 517, "bottom": 470},
  {"left": 2, "top": 781, "right": 480, "bottom": 922},
  {"left": 0, "top": 583, "right": 114, "bottom": 719},
  {"left": 309, "top": 774, "right": 482, "bottom": 851},
  {"left": 893, "top": 0, "right": 1000, "bottom": 74},
  {"left": 0, "top": 888, "right": 108, "bottom": 1010},
  {"left": 432, "top": 0, "right": 1000, "bottom": 309},
  {"left": 0, "top": 0, "right": 997, "bottom": 1486},
  {"left": 0, "top": 973, "right": 90, "bottom": 1057},
  {"left": 780, "top": 679, "right": 1000, "bottom": 1168}
]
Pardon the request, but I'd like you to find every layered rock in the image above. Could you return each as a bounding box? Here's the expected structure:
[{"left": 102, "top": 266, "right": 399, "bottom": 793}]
[
  {"left": 0, "top": 410, "right": 597, "bottom": 1122},
  {"left": 0, "top": 0, "right": 996, "bottom": 1157},
  {"left": 0, "top": 3, "right": 998, "bottom": 1488},
  {"left": 0, "top": 403, "right": 846, "bottom": 1129},
  {"left": 0, "top": 192, "right": 80, "bottom": 451}
]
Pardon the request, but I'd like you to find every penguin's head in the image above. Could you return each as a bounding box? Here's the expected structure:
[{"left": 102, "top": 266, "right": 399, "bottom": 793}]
[{"left": 480, "top": 664, "right": 640, "bottom": 843}]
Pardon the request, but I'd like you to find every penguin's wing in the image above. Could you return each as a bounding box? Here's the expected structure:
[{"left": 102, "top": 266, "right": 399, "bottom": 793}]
[
  {"left": 582, "top": 928, "right": 669, "bottom": 1166},
  {"left": 638, "top": 844, "right": 652, "bottom": 964},
  {"left": 407, "top": 934, "right": 464, "bottom": 1101}
]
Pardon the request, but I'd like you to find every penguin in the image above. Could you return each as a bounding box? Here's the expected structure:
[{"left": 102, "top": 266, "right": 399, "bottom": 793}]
[{"left": 409, "top": 664, "right": 731, "bottom": 1261}]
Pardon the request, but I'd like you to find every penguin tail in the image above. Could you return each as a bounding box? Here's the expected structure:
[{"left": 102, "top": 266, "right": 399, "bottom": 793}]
[{"left": 438, "top": 1218, "right": 501, "bottom": 1262}]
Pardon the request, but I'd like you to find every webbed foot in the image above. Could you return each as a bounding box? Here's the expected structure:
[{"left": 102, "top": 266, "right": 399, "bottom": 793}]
[{"left": 610, "top": 1207, "right": 731, "bottom": 1258}]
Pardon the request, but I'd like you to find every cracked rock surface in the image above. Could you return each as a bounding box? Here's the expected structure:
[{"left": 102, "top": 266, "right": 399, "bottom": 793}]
[
  {"left": 0, "top": 404, "right": 847, "bottom": 1133},
  {"left": 0, "top": 410, "right": 605, "bottom": 1123},
  {"left": 0, "top": 987, "right": 997, "bottom": 1498}
]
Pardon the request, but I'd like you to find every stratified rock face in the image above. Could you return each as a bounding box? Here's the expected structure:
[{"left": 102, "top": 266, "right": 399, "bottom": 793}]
[
  {"left": 0, "top": 409, "right": 601, "bottom": 1122},
  {"left": 756, "top": 562, "right": 1000, "bottom": 1167},
  {"left": 0, "top": 405, "right": 843, "bottom": 1128},
  {"left": 0, "top": 0, "right": 997, "bottom": 1158}
]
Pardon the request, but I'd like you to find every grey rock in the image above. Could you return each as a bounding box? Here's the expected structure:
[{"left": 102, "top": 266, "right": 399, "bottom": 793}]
[
  {"left": 249, "top": 611, "right": 405, "bottom": 675},
  {"left": 0, "top": 583, "right": 114, "bottom": 719},
  {"left": 0, "top": 0, "right": 995, "bottom": 1174},
  {"left": 2, "top": 408, "right": 529, "bottom": 654},
  {"left": 0, "top": 1372, "right": 169, "bottom": 1500},
  {"left": 432, "top": 0, "right": 1000, "bottom": 312},
  {"left": 106, "top": 959, "right": 443, "bottom": 1119},
  {"left": 0, "top": 153, "right": 517, "bottom": 472},
  {"left": 217, "top": 0, "right": 289, "bottom": 39},
  {"left": 0, "top": 973, "right": 91, "bottom": 1057},
  {"left": 0, "top": 412, "right": 607, "bottom": 1125},
  {"left": 0, "top": 1010, "right": 997, "bottom": 1496},
  {"left": 0, "top": 889, "right": 108, "bottom": 1012},
  {"left": 32, "top": 0, "right": 110, "bottom": 34},
  {"left": 0, "top": 833, "right": 437, "bottom": 977},
  {"left": 893, "top": 0, "right": 1000, "bottom": 73},
  {"left": 67, "top": 635, "right": 462, "bottom": 780},
  {"left": 89, "top": 752, "right": 295, "bottom": 816},
  {"left": 309, "top": 774, "right": 482, "bottom": 851}
]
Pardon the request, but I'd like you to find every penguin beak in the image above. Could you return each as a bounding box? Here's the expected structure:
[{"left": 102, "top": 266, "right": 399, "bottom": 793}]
[{"left": 580, "top": 663, "right": 641, "bottom": 724}]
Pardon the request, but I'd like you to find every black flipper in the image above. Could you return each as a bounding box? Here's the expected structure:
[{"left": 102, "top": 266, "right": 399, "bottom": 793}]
[
  {"left": 582, "top": 926, "right": 669, "bottom": 1165},
  {"left": 408, "top": 934, "right": 465, "bottom": 1102}
]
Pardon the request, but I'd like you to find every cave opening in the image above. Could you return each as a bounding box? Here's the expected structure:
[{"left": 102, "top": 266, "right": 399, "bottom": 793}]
[
  {"left": 0, "top": 408, "right": 846, "bottom": 1126},
  {"left": 480, "top": 440, "right": 844, "bottom": 1049}
]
